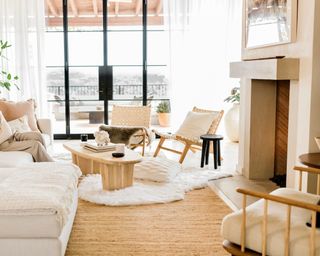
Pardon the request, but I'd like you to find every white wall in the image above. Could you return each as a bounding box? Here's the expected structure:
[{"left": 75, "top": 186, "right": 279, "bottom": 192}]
[{"left": 239, "top": 0, "right": 320, "bottom": 190}]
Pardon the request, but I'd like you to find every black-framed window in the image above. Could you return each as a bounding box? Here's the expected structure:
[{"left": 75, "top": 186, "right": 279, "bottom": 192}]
[{"left": 44, "top": 0, "right": 169, "bottom": 138}]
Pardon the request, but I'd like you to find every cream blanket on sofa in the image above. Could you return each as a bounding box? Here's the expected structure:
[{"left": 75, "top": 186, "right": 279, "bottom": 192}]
[{"left": 0, "top": 162, "right": 81, "bottom": 227}]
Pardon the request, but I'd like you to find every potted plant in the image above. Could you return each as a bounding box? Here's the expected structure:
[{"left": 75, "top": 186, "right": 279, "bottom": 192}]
[
  {"left": 156, "top": 100, "right": 171, "bottom": 127},
  {"left": 224, "top": 87, "right": 240, "bottom": 142},
  {"left": 0, "top": 40, "right": 19, "bottom": 91}
]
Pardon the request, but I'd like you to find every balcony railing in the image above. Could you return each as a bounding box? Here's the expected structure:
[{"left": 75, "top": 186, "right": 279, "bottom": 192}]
[{"left": 48, "top": 84, "right": 168, "bottom": 100}]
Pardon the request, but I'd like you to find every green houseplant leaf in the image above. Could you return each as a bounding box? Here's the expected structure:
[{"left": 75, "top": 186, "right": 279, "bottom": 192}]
[
  {"left": 156, "top": 100, "right": 171, "bottom": 113},
  {"left": 0, "top": 40, "right": 19, "bottom": 91},
  {"left": 224, "top": 87, "right": 240, "bottom": 103}
]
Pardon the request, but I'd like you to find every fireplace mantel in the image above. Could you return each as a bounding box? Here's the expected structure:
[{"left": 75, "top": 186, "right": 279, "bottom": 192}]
[
  {"left": 230, "top": 58, "right": 300, "bottom": 80},
  {"left": 230, "top": 58, "right": 300, "bottom": 182}
]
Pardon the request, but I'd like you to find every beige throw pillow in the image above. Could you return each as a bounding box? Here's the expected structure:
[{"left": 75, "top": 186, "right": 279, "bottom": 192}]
[
  {"left": 0, "top": 111, "right": 13, "bottom": 145},
  {"left": 8, "top": 115, "right": 31, "bottom": 133},
  {"left": 0, "top": 99, "right": 39, "bottom": 132},
  {"left": 176, "top": 111, "right": 219, "bottom": 140}
]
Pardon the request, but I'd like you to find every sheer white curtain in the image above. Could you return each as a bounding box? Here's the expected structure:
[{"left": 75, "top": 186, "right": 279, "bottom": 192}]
[
  {"left": 0, "top": 0, "right": 48, "bottom": 117},
  {"left": 164, "top": 0, "right": 242, "bottom": 129}
]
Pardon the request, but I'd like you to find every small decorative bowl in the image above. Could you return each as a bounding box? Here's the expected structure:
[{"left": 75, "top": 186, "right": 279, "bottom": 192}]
[{"left": 315, "top": 137, "right": 320, "bottom": 150}]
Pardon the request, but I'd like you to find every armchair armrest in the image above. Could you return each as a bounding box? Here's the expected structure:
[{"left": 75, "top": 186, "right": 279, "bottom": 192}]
[
  {"left": 37, "top": 118, "right": 53, "bottom": 145},
  {"left": 293, "top": 166, "right": 320, "bottom": 194},
  {"left": 237, "top": 188, "right": 320, "bottom": 212},
  {"left": 235, "top": 187, "right": 320, "bottom": 255}
]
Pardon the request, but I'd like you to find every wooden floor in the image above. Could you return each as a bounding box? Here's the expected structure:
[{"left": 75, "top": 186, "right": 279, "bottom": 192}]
[{"left": 66, "top": 187, "right": 231, "bottom": 256}]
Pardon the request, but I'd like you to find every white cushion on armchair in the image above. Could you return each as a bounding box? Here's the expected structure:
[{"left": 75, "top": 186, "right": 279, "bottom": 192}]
[{"left": 221, "top": 188, "right": 320, "bottom": 256}]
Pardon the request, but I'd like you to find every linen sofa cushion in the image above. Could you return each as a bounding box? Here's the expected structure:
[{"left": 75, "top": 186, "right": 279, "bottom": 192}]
[
  {"left": 221, "top": 188, "right": 320, "bottom": 256},
  {"left": 0, "top": 151, "right": 33, "bottom": 167},
  {"left": 0, "top": 111, "right": 13, "bottom": 145},
  {"left": 176, "top": 111, "right": 219, "bottom": 140},
  {"left": 8, "top": 115, "right": 31, "bottom": 133},
  {"left": 134, "top": 157, "right": 181, "bottom": 182},
  {"left": 41, "top": 134, "right": 51, "bottom": 148},
  {"left": 0, "top": 163, "right": 80, "bottom": 238},
  {"left": 0, "top": 189, "right": 78, "bottom": 239},
  {"left": 0, "top": 99, "right": 39, "bottom": 132}
]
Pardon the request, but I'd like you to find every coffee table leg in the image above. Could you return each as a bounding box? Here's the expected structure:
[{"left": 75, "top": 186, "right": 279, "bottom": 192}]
[{"left": 101, "top": 163, "right": 134, "bottom": 191}]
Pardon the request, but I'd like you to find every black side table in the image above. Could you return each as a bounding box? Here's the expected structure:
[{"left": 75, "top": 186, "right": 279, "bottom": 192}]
[{"left": 200, "top": 134, "right": 223, "bottom": 169}]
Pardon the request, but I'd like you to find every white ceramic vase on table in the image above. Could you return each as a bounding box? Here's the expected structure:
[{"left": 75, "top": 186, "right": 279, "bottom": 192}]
[{"left": 224, "top": 103, "right": 240, "bottom": 142}]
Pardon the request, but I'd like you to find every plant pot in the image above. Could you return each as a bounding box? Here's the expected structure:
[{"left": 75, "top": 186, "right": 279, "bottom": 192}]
[
  {"left": 224, "top": 103, "right": 240, "bottom": 142},
  {"left": 158, "top": 113, "right": 170, "bottom": 127}
]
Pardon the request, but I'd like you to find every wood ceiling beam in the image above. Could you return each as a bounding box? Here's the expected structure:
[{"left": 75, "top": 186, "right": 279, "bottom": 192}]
[
  {"left": 47, "top": 16, "right": 164, "bottom": 26},
  {"left": 135, "top": 0, "right": 142, "bottom": 15},
  {"left": 69, "top": 0, "right": 79, "bottom": 17},
  {"left": 115, "top": 2, "right": 120, "bottom": 16},
  {"left": 46, "top": 0, "right": 58, "bottom": 17},
  {"left": 92, "top": 0, "right": 98, "bottom": 17},
  {"left": 155, "top": 0, "right": 162, "bottom": 16}
]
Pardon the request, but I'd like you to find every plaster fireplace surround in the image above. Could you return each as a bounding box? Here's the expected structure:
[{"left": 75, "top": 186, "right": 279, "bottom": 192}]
[{"left": 230, "top": 58, "right": 299, "bottom": 186}]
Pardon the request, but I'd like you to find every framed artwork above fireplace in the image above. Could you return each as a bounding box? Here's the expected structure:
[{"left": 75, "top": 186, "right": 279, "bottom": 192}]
[{"left": 245, "top": 0, "right": 297, "bottom": 49}]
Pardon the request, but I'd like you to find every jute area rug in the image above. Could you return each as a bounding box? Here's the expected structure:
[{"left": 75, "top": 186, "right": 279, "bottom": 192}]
[{"left": 66, "top": 187, "right": 231, "bottom": 256}]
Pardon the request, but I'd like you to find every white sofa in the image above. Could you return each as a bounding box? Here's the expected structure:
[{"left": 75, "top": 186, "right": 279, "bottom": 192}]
[
  {"left": 0, "top": 118, "right": 53, "bottom": 166},
  {"left": 37, "top": 118, "right": 54, "bottom": 147},
  {"left": 0, "top": 120, "right": 80, "bottom": 256}
]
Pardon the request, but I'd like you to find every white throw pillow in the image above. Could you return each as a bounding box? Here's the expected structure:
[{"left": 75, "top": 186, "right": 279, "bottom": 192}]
[
  {"left": 8, "top": 115, "right": 31, "bottom": 133},
  {"left": 176, "top": 111, "right": 219, "bottom": 140},
  {"left": 0, "top": 111, "right": 13, "bottom": 145},
  {"left": 134, "top": 157, "right": 181, "bottom": 183}
]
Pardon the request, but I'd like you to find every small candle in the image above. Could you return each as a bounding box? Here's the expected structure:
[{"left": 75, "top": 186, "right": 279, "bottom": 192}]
[
  {"left": 80, "top": 134, "right": 88, "bottom": 142},
  {"left": 116, "top": 143, "right": 125, "bottom": 154}
]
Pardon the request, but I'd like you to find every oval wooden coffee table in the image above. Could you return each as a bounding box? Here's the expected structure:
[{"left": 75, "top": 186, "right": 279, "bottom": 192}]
[{"left": 63, "top": 142, "right": 142, "bottom": 191}]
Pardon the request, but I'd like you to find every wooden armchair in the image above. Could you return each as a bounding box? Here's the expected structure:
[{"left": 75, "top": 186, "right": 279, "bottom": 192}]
[
  {"left": 222, "top": 166, "right": 320, "bottom": 256},
  {"left": 153, "top": 107, "right": 224, "bottom": 164},
  {"left": 100, "top": 105, "right": 152, "bottom": 156}
]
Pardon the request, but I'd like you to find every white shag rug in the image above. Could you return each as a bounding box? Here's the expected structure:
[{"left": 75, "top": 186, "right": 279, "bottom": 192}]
[
  {"left": 52, "top": 151, "right": 232, "bottom": 206},
  {"left": 78, "top": 167, "right": 231, "bottom": 206}
]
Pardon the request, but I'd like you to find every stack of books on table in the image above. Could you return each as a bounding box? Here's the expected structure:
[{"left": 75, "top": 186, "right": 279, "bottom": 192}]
[{"left": 82, "top": 142, "right": 116, "bottom": 153}]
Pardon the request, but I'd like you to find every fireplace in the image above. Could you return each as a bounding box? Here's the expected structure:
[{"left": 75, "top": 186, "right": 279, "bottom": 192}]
[{"left": 230, "top": 58, "right": 299, "bottom": 184}]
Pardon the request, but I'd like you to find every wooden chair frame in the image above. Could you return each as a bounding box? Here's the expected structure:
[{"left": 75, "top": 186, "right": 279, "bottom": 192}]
[
  {"left": 102, "top": 105, "right": 151, "bottom": 156},
  {"left": 153, "top": 107, "right": 224, "bottom": 164},
  {"left": 223, "top": 166, "right": 320, "bottom": 256}
]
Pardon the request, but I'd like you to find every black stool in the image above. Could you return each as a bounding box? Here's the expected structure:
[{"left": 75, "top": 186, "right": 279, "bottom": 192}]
[{"left": 200, "top": 134, "right": 223, "bottom": 169}]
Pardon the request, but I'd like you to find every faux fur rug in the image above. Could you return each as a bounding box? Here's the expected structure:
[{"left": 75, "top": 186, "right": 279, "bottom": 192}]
[{"left": 78, "top": 168, "right": 231, "bottom": 206}]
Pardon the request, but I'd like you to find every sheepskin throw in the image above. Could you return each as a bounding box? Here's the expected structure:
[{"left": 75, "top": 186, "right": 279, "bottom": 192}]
[{"left": 99, "top": 125, "right": 153, "bottom": 146}]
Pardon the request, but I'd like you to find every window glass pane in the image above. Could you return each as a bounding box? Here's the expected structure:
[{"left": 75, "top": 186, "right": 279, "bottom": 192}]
[
  {"left": 147, "top": 31, "right": 168, "bottom": 65},
  {"left": 47, "top": 68, "right": 65, "bottom": 100},
  {"left": 108, "top": 32, "right": 142, "bottom": 65},
  {"left": 70, "top": 100, "right": 104, "bottom": 134},
  {"left": 45, "top": 0, "right": 63, "bottom": 31},
  {"left": 108, "top": 1, "right": 142, "bottom": 30},
  {"left": 69, "top": 67, "right": 99, "bottom": 101},
  {"left": 68, "top": 32, "right": 103, "bottom": 66},
  {"left": 45, "top": 33, "right": 64, "bottom": 66},
  {"left": 50, "top": 100, "right": 66, "bottom": 134},
  {"left": 113, "top": 66, "right": 143, "bottom": 100},
  {"left": 147, "top": 0, "right": 164, "bottom": 30},
  {"left": 147, "top": 66, "right": 169, "bottom": 100},
  {"left": 68, "top": 0, "right": 103, "bottom": 31}
]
